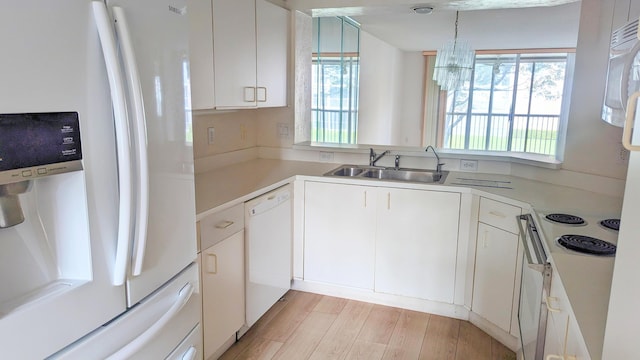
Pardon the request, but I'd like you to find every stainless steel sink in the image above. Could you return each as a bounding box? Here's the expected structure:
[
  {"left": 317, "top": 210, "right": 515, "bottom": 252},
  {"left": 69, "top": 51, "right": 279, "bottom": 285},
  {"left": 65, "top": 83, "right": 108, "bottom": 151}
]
[
  {"left": 329, "top": 166, "right": 366, "bottom": 177},
  {"left": 324, "top": 165, "right": 447, "bottom": 184}
]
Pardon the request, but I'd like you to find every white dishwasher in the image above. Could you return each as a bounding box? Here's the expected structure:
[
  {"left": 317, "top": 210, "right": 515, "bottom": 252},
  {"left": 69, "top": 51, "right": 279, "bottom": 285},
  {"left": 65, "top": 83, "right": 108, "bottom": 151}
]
[{"left": 244, "top": 184, "right": 292, "bottom": 327}]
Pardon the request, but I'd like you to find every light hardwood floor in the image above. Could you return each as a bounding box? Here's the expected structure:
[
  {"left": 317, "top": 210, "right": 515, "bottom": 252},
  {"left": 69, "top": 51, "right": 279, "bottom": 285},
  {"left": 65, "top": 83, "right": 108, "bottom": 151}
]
[{"left": 219, "top": 290, "right": 516, "bottom": 360}]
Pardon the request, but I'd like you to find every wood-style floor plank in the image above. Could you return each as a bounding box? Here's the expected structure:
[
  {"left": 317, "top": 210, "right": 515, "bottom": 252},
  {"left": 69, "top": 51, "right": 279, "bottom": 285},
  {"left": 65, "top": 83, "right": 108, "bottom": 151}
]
[
  {"left": 231, "top": 337, "right": 283, "bottom": 360},
  {"left": 312, "top": 295, "right": 348, "bottom": 315},
  {"left": 344, "top": 339, "right": 387, "bottom": 360},
  {"left": 219, "top": 291, "right": 293, "bottom": 360},
  {"left": 309, "top": 300, "right": 374, "bottom": 360},
  {"left": 356, "top": 304, "right": 402, "bottom": 345},
  {"left": 259, "top": 291, "right": 323, "bottom": 343},
  {"left": 382, "top": 309, "right": 430, "bottom": 360},
  {"left": 219, "top": 291, "right": 516, "bottom": 360},
  {"left": 272, "top": 311, "right": 337, "bottom": 359},
  {"left": 419, "top": 314, "right": 460, "bottom": 360},
  {"left": 491, "top": 339, "right": 517, "bottom": 360},
  {"left": 455, "top": 321, "right": 492, "bottom": 360}
]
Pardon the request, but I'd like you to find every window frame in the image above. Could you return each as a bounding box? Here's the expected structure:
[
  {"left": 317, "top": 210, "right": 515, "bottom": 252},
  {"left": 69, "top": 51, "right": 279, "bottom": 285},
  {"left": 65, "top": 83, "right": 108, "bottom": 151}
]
[{"left": 427, "top": 48, "right": 575, "bottom": 160}]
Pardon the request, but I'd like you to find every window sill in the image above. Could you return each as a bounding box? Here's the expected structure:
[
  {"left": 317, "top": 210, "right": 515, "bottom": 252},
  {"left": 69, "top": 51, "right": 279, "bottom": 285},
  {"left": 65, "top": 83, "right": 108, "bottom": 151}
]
[{"left": 292, "top": 142, "right": 562, "bottom": 170}]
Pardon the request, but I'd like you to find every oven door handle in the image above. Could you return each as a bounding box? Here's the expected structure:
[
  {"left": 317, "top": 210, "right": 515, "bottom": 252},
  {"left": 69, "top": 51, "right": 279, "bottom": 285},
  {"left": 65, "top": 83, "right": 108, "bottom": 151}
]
[{"left": 517, "top": 214, "right": 547, "bottom": 272}]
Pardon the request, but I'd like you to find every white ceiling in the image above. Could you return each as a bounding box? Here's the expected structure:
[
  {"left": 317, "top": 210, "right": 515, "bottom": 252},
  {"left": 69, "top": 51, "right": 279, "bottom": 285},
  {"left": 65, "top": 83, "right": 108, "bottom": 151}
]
[
  {"left": 283, "top": 0, "right": 580, "bottom": 15},
  {"left": 284, "top": 0, "right": 582, "bottom": 52}
]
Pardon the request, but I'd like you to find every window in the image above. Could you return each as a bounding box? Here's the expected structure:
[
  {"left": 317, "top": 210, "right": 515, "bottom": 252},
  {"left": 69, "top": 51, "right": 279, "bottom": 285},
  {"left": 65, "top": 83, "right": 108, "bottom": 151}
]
[
  {"left": 311, "top": 17, "right": 360, "bottom": 144},
  {"left": 440, "top": 52, "right": 574, "bottom": 157}
]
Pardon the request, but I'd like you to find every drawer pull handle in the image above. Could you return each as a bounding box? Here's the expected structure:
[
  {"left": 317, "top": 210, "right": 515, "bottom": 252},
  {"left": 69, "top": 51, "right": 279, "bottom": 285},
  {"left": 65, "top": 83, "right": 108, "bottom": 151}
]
[
  {"left": 489, "top": 210, "right": 506, "bottom": 218},
  {"left": 206, "top": 253, "right": 218, "bottom": 274},
  {"left": 215, "top": 220, "right": 234, "bottom": 229},
  {"left": 546, "top": 296, "right": 561, "bottom": 312}
]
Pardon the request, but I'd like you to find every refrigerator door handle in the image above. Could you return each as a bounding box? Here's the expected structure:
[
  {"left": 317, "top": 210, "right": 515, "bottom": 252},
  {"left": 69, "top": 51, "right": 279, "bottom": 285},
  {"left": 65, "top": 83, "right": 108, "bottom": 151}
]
[
  {"left": 623, "top": 91, "right": 640, "bottom": 151},
  {"left": 105, "top": 282, "right": 195, "bottom": 360},
  {"left": 112, "top": 6, "right": 150, "bottom": 277},
  {"left": 92, "top": 1, "right": 133, "bottom": 286}
]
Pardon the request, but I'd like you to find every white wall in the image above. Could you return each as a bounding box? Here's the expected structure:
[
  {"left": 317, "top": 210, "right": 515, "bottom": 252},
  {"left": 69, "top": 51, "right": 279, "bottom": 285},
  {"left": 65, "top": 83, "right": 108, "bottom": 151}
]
[
  {"left": 357, "top": 31, "right": 403, "bottom": 145},
  {"left": 562, "top": 0, "right": 628, "bottom": 179},
  {"left": 354, "top": 2, "right": 581, "bottom": 51},
  {"left": 397, "top": 52, "right": 426, "bottom": 146},
  {"left": 358, "top": 34, "right": 427, "bottom": 147}
]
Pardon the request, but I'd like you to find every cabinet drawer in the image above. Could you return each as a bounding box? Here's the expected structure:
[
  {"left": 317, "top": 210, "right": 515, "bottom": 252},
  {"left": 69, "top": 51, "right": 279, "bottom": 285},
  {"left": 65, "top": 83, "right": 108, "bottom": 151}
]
[
  {"left": 479, "top": 197, "right": 521, "bottom": 233},
  {"left": 200, "top": 203, "right": 245, "bottom": 250}
]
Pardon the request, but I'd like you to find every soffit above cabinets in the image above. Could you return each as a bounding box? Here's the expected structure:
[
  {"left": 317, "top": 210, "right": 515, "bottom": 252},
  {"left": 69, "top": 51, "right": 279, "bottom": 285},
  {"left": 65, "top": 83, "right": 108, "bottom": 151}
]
[{"left": 282, "top": 0, "right": 580, "bottom": 16}]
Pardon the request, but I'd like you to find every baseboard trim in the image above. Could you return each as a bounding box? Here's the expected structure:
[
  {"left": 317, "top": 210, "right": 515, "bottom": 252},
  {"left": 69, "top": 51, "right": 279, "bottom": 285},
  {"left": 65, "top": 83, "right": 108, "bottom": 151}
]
[{"left": 291, "top": 279, "right": 469, "bottom": 320}]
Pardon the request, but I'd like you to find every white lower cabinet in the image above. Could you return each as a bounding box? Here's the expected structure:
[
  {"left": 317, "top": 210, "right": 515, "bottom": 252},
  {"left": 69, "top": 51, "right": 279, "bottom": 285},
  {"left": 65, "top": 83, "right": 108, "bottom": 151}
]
[
  {"left": 201, "top": 231, "right": 245, "bottom": 360},
  {"left": 472, "top": 197, "right": 522, "bottom": 335},
  {"left": 304, "top": 182, "right": 377, "bottom": 289},
  {"left": 303, "top": 181, "right": 461, "bottom": 303},
  {"left": 198, "top": 203, "right": 246, "bottom": 360},
  {"left": 375, "top": 188, "right": 460, "bottom": 303},
  {"left": 472, "top": 223, "right": 519, "bottom": 331}
]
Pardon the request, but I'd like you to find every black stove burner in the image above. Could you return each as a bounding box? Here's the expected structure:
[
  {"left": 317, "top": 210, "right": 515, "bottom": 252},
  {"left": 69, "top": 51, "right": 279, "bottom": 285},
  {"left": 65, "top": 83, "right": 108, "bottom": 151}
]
[
  {"left": 557, "top": 234, "right": 617, "bottom": 256},
  {"left": 600, "top": 219, "right": 620, "bottom": 231},
  {"left": 546, "top": 213, "right": 586, "bottom": 225}
]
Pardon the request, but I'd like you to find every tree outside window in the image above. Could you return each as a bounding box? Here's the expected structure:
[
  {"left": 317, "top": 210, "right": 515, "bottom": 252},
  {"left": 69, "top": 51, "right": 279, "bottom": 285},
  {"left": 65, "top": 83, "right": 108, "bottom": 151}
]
[{"left": 441, "top": 52, "right": 572, "bottom": 157}]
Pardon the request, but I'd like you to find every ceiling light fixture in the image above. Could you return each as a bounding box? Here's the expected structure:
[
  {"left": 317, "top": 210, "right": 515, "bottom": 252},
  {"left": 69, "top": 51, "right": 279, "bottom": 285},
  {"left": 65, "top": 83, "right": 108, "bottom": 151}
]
[
  {"left": 412, "top": 6, "right": 433, "bottom": 15},
  {"left": 433, "top": 11, "right": 474, "bottom": 91}
]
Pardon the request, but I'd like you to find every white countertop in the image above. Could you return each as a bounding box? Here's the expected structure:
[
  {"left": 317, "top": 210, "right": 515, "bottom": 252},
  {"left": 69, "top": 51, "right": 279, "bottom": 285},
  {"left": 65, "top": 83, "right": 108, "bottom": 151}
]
[{"left": 195, "top": 158, "right": 623, "bottom": 359}]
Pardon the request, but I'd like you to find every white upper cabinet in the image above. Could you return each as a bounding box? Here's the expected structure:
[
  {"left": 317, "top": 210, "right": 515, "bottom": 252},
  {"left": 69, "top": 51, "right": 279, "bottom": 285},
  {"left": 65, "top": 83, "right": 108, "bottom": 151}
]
[
  {"left": 188, "top": 0, "right": 289, "bottom": 110},
  {"left": 212, "top": 0, "right": 257, "bottom": 109},
  {"left": 256, "top": 0, "right": 288, "bottom": 107}
]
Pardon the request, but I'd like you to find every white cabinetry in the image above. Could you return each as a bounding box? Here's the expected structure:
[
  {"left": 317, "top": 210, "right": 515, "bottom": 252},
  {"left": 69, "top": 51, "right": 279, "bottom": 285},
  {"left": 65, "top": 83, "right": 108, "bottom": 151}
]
[
  {"left": 544, "top": 269, "right": 591, "bottom": 360},
  {"left": 303, "top": 182, "right": 461, "bottom": 304},
  {"left": 188, "top": 0, "right": 288, "bottom": 110},
  {"left": 303, "top": 182, "right": 377, "bottom": 289},
  {"left": 255, "top": 0, "right": 288, "bottom": 107},
  {"left": 472, "top": 197, "right": 522, "bottom": 335},
  {"left": 198, "top": 204, "right": 245, "bottom": 360},
  {"left": 375, "top": 188, "right": 460, "bottom": 303}
]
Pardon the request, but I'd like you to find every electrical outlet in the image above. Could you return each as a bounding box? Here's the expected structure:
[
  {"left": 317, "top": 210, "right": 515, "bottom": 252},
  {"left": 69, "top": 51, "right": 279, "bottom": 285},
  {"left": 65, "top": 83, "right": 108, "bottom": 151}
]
[
  {"left": 240, "top": 124, "right": 247, "bottom": 141},
  {"left": 319, "top": 151, "right": 334, "bottom": 162},
  {"left": 460, "top": 159, "right": 478, "bottom": 172},
  {"left": 207, "top": 127, "right": 215, "bottom": 144},
  {"left": 277, "top": 123, "right": 290, "bottom": 138}
]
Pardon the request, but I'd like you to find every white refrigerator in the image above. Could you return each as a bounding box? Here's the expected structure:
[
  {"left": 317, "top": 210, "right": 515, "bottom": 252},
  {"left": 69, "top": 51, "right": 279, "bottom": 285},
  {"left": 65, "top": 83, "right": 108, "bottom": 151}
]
[{"left": 0, "top": 1, "right": 201, "bottom": 358}]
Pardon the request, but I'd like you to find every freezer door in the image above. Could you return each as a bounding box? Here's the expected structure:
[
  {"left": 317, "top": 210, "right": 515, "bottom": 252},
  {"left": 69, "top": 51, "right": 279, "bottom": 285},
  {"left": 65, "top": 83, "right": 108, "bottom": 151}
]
[
  {"left": 50, "top": 263, "right": 201, "bottom": 359},
  {"left": 0, "top": 1, "right": 127, "bottom": 358},
  {"left": 104, "top": 0, "right": 198, "bottom": 306}
]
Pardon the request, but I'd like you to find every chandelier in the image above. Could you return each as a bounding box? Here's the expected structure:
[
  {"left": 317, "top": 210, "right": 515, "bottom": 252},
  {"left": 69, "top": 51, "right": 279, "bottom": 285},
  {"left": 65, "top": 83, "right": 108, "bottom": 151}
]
[{"left": 433, "top": 11, "right": 474, "bottom": 91}]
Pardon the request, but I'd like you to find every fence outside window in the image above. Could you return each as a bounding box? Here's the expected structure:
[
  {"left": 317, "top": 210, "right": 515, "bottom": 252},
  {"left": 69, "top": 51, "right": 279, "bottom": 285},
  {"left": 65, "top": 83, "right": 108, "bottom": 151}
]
[{"left": 442, "top": 52, "right": 571, "bottom": 157}]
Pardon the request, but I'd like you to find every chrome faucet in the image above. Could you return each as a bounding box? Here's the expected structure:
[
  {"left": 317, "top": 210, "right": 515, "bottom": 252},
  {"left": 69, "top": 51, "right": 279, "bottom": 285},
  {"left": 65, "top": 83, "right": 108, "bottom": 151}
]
[
  {"left": 425, "top": 145, "right": 444, "bottom": 179},
  {"left": 394, "top": 155, "right": 401, "bottom": 170},
  {"left": 369, "top": 148, "right": 390, "bottom": 166}
]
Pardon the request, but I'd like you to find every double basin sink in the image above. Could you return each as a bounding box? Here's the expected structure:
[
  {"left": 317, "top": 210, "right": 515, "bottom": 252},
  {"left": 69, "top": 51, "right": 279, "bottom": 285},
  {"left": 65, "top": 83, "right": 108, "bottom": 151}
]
[{"left": 324, "top": 165, "right": 448, "bottom": 184}]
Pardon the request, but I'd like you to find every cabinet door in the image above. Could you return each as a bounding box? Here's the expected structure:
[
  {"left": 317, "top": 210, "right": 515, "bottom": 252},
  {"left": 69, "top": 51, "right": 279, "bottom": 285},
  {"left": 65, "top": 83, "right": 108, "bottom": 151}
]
[
  {"left": 472, "top": 223, "right": 519, "bottom": 332},
  {"left": 212, "top": 0, "right": 257, "bottom": 108},
  {"left": 256, "top": 0, "right": 288, "bottom": 107},
  {"left": 303, "top": 182, "right": 377, "bottom": 289},
  {"left": 375, "top": 188, "right": 460, "bottom": 303},
  {"left": 201, "top": 231, "right": 245, "bottom": 359},
  {"left": 187, "top": 0, "right": 215, "bottom": 110}
]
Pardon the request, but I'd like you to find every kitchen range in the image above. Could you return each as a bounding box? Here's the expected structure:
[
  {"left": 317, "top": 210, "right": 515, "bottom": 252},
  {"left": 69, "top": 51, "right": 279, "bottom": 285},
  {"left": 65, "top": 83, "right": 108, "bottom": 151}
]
[
  {"left": 518, "top": 206, "right": 620, "bottom": 360},
  {"left": 536, "top": 211, "right": 619, "bottom": 256}
]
